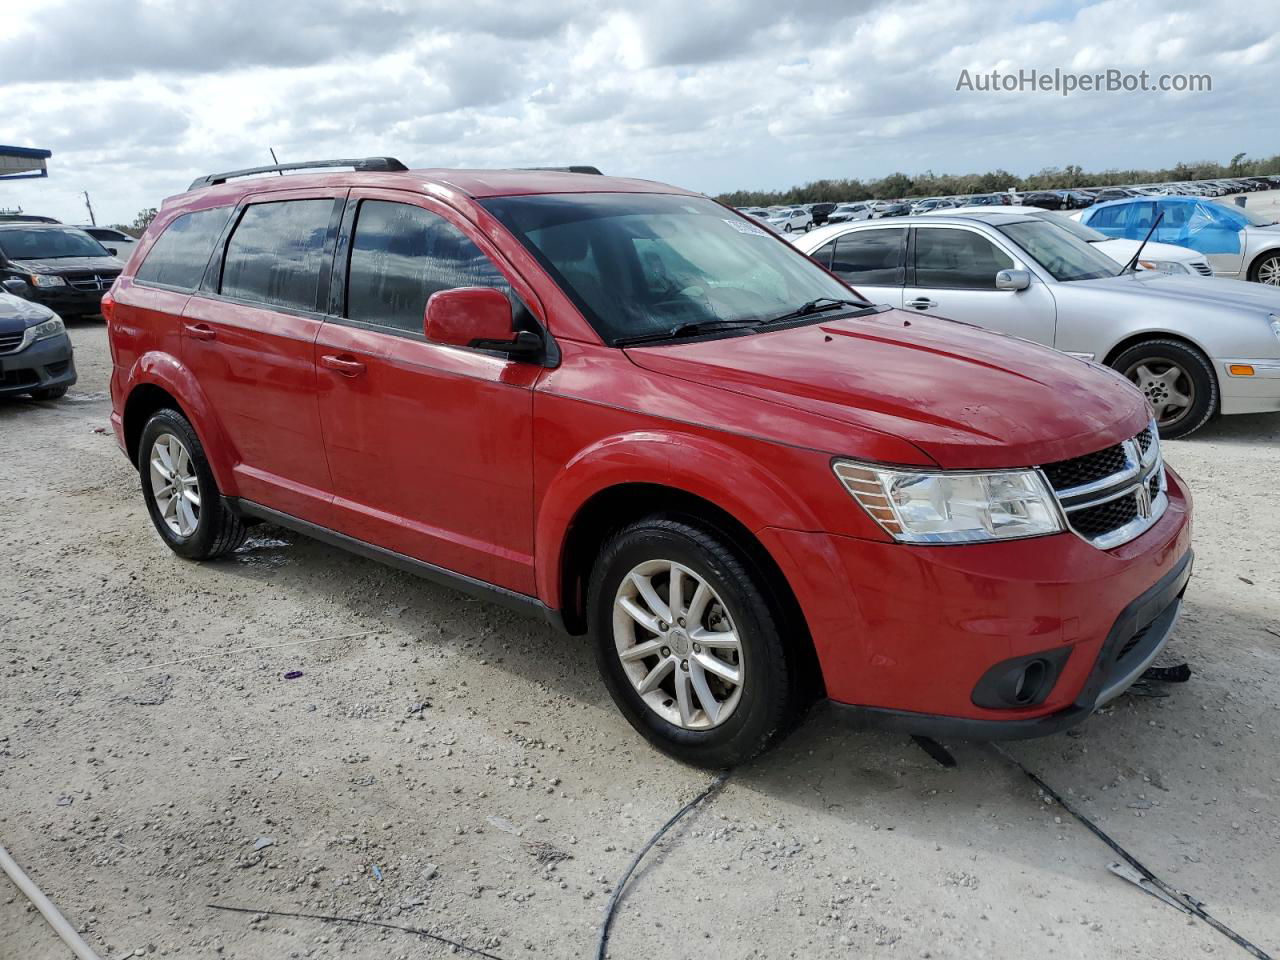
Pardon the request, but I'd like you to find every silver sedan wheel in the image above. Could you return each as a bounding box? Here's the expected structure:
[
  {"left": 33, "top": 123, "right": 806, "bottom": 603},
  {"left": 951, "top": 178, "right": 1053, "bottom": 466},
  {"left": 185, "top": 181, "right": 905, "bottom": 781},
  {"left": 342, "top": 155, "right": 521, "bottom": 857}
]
[
  {"left": 1124, "top": 358, "right": 1195, "bottom": 429},
  {"left": 1256, "top": 255, "right": 1280, "bottom": 286},
  {"left": 612, "top": 559, "right": 744, "bottom": 730},
  {"left": 149, "top": 433, "right": 200, "bottom": 538}
]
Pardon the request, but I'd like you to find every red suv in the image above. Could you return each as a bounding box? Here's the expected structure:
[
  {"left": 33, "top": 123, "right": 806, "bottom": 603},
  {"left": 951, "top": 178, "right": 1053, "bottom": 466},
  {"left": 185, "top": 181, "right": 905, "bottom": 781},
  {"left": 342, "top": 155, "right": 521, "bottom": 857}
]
[{"left": 105, "top": 158, "right": 1192, "bottom": 767}]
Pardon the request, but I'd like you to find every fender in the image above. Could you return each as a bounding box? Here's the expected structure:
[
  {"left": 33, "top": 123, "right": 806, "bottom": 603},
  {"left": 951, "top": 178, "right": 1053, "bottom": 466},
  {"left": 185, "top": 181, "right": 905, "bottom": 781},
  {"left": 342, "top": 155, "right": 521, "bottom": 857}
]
[
  {"left": 125, "top": 351, "right": 240, "bottom": 495},
  {"left": 533, "top": 428, "right": 829, "bottom": 608}
]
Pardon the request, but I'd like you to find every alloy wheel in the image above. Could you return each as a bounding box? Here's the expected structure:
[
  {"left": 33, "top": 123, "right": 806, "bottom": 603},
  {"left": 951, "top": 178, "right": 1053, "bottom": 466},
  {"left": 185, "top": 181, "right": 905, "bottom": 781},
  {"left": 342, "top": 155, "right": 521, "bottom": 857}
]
[
  {"left": 149, "top": 432, "right": 201, "bottom": 537},
  {"left": 612, "top": 559, "right": 743, "bottom": 730},
  {"left": 1124, "top": 358, "right": 1195, "bottom": 430},
  {"left": 1257, "top": 255, "right": 1280, "bottom": 286}
]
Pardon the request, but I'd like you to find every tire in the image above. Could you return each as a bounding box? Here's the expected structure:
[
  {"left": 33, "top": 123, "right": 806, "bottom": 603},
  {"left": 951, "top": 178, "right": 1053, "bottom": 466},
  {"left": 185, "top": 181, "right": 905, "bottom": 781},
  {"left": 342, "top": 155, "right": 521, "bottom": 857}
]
[
  {"left": 1111, "top": 338, "right": 1217, "bottom": 440},
  {"left": 588, "top": 515, "right": 801, "bottom": 768},
  {"left": 30, "top": 386, "right": 68, "bottom": 401},
  {"left": 1248, "top": 251, "right": 1280, "bottom": 286},
  {"left": 783, "top": 223, "right": 793, "bottom": 232},
  {"left": 137, "top": 408, "right": 246, "bottom": 559}
]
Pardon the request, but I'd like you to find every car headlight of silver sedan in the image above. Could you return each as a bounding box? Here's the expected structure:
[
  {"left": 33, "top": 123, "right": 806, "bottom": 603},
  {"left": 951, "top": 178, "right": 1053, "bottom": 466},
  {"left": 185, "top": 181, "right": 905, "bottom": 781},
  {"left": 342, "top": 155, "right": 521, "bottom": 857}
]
[
  {"left": 1137, "top": 259, "right": 1191, "bottom": 275},
  {"left": 833, "top": 461, "right": 1063, "bottom": 544},
  {"left": 22, "top": 315, "right": 65, "bottom": 349},
  {"left": 1271, "top": 314, "right": 1280, "bottom": 342}
]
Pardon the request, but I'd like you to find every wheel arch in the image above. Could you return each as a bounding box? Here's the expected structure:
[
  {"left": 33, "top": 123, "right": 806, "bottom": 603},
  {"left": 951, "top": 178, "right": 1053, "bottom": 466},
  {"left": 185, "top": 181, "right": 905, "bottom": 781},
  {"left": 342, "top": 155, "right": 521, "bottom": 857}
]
[
  {"left": 553, "top": 481, "right": 825, "bottom": 695},
  {"left": 1101, "top": 329, "right": 1215, "bottom": 370}
]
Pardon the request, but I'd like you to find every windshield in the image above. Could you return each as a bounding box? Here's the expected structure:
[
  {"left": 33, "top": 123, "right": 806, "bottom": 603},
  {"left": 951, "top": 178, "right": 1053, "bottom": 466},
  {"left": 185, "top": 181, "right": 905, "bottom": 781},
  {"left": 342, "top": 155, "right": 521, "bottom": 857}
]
[
  {"left": 1027, "top": 209, "right": 1108, "bottom": 243},
  {"left": 481, "top": 193, "right": 857, "bottom": 344},
  {"left": 997, "top": 219, "right": 1120, "bottom": 281},
  {"left": 1221, "top": 204, "right": 1279, "bottom": 227},
  {"left": 0, "top": 227, "right": 111, "bottom": 260}
]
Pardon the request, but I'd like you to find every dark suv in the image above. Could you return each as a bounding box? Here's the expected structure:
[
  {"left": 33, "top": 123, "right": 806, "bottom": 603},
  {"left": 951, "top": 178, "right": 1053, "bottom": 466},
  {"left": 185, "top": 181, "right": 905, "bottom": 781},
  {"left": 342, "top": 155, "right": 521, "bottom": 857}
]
[
  {"left": 105, "top": 157, "right": 1192, "bottom": 766},
  {"left": 0, "top": 223, "right": 124, "bottom": 318}
]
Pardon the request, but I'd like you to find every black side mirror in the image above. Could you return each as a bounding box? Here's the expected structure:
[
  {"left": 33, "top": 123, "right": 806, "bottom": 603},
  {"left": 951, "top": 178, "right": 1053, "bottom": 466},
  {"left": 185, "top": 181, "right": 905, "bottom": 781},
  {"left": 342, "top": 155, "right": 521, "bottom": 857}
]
[
  {"left": 2, "top": 277, "right": 30, "bottom": 297},
  {"left": 105, "top": 247, "right": 118, "bottom": 256}
]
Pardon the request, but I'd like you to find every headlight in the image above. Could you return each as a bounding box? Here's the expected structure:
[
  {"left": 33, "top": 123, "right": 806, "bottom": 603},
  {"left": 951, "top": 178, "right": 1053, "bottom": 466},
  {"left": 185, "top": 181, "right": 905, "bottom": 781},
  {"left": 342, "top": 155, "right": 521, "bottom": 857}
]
[
  {"left": 21, "top": 316, "right": 65, "bottom": 349},
  {"left": 1137, "top": 260, "right": 1191, "bottom": 275},
  {"left": 1271, "top": 314, "right": 1280, "bottom": 342},
  {"left": 833, "top": 461, "right": 1064, "bottom": 544},
  {"left": 28, "top": 274, "right": 66, "bottom": 288}
]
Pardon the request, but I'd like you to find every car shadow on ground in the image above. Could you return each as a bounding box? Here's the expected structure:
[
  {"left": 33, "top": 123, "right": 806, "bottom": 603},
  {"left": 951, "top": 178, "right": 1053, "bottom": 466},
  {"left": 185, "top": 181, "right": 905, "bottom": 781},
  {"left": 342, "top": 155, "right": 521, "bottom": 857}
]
[{"left": 1173, "top": 411, "right": 1280, "bottom": 445}]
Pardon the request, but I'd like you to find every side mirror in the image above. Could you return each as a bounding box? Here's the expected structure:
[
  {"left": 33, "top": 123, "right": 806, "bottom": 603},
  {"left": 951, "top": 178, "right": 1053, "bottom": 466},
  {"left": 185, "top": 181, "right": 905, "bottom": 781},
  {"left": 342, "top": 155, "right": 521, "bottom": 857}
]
[
  {"left": 424, "top": 286, "right": 542, "bottom": 359},
  {"left": 2, "top": 277, "right": 30, "bottom": 297},
  {"left": 105, "top": 247, "right": 118, "bottom": 256},
  {"left": 995, "top": 269, "right": 1031, "bottom": 291}
]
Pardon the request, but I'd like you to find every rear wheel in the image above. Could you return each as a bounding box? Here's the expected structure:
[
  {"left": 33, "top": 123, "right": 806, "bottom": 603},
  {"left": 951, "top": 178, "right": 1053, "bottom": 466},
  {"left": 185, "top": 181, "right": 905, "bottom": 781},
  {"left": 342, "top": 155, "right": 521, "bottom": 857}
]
[
  {"left": 1112, "top": 338, "right": 1217, "bottom": 439},
  {"left": 1249, "top": 252, "right": 1280, "bottom": 286},
  {"left": 138, "top": 408, "right": 246, "bottom": 559},
  {"left": 588, "top": 516, "right": 801, "bottom": 768}
]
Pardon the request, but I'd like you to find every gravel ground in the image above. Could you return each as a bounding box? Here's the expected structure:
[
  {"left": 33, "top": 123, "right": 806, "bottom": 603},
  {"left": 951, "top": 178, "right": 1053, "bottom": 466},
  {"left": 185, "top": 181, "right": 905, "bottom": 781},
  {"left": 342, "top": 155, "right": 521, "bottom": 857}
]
[{"left": 2, "top": 306, "right": 1278, "bottom": 959}]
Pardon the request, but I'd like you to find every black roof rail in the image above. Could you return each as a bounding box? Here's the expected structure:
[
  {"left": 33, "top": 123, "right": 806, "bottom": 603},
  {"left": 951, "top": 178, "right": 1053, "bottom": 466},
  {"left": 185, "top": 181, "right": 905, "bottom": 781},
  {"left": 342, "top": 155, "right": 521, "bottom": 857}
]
[
  {"left": 517, "top": 166, "right": 604, "bottom": 175},
  {"left": 188, "top": 157, "right": 408, "bottom": 191}
]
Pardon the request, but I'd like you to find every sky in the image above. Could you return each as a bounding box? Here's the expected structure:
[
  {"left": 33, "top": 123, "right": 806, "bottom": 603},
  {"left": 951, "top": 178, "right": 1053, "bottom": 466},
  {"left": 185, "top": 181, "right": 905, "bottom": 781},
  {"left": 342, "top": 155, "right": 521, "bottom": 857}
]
[{"left": 0, "top": 0, "right": 1276, "bottom": 226}]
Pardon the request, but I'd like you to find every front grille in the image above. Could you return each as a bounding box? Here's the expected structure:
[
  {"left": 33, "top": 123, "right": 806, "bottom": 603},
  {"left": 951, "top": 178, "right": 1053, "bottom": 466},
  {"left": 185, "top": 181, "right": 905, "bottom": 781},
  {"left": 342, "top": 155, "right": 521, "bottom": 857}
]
[
  {"left": 65, "top": 271, "right": 119, "bottom": 292},
  {"left": 0, "top": 368, "right": 39, "bottom": 388},
  {"left": 0, "top": 330, "right": 23, "bottom": 354},
  {"left": 1192, "top": 262, "right": 1213, "bottom": 276},
  {"left": 1041, "top": 444, "right": 1128, "bottom": 490},
  {"left": 1041, "top": 425, "right": 1166, "bottom": 550}
]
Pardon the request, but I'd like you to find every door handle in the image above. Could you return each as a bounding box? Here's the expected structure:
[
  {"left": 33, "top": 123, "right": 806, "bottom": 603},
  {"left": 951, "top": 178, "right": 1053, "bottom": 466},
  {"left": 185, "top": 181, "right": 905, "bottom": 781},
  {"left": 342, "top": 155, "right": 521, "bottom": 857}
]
[
  {"left": 184, "top": 322, "right": 216, "bottom": 341},
  {"left": 906, "top": 298, "right": 938, "bottom": 310},
  {"left": 320, "top": 354, "right": 366, "bottom": 377}
]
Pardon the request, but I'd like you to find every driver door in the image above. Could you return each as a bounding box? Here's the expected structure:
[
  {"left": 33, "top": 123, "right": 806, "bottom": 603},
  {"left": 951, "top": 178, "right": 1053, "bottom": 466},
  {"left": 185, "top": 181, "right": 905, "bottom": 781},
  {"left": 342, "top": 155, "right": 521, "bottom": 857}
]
[
  {"left": 900, "top": 225, "right": 1057, "bottom": 346},
  {"left": 809, "top": 226, "right": 906, "bottom": 307}
]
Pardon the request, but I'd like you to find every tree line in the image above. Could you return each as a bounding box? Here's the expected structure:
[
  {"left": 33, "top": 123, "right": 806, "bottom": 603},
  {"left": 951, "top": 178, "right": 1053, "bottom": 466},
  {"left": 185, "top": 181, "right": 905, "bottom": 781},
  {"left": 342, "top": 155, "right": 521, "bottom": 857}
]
[{"left": 714, "top": 153, "right": 1280, "bottom": 206}]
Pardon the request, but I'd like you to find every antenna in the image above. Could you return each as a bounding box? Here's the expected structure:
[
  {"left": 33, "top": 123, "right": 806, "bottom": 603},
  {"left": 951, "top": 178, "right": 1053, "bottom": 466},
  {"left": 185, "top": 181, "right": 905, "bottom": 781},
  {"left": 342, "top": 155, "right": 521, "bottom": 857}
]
[
  {"left": 269, "top": 148, "right": 283, "bottom": 175},
  {"left": 82, "top": 191, "right": 97, "bottom": 226}
]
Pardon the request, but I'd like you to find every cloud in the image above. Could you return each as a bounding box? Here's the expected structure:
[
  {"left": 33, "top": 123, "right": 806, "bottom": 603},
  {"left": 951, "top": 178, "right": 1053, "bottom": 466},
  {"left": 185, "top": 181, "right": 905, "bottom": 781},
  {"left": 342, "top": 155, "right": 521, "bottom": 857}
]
[{"left": 0, "top": 0, "right": 1275, "bottom": 226}]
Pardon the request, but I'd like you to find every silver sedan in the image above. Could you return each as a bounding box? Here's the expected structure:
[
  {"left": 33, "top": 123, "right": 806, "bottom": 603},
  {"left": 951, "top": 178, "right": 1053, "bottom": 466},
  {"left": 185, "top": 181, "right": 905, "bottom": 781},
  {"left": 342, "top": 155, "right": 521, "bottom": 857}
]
[{"left": 793, "top": 211, "right": 1280, "bottom": 438}]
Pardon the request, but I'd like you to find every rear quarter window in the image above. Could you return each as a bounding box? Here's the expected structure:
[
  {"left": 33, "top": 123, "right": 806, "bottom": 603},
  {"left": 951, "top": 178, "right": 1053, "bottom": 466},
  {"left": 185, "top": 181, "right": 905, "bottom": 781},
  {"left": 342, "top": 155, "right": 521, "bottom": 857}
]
[{"left": 135, "top": 207, "right": 233, "bottom": 290}]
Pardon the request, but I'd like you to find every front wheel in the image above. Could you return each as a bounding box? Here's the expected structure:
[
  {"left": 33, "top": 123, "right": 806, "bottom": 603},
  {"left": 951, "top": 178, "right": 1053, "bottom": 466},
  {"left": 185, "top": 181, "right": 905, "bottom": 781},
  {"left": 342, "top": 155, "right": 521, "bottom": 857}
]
[
  {"left": 783, "top": 223, "right": 793, "bottom": 232},
  {"left": 1112, "top": 338, "right": 1218, "bottom": 439},
  {"left": 1249, "top": 252, "right": 1280, "bottom": 286},
  {"left": 138, "top": 408, "right": 247, "bottom": 559},
  {"left": 30, "top": 385, "right": 68, "bottom": 401},
  {"left": 588, "top": 516, "right": 802, "bottom": 768}
]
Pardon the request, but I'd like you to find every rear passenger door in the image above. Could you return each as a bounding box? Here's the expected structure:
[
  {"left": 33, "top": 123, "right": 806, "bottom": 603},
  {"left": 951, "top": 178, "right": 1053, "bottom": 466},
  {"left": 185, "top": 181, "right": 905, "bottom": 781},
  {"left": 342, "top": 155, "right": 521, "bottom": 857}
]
[
  {"left": 315, "top": 190, "right": 541, "bottom": 594},
  {"left": 811, "top": 227, "right": 905, "bottom": 306},
  {"left": 181, "top": 188, "right": 344, "bottom": 524}
]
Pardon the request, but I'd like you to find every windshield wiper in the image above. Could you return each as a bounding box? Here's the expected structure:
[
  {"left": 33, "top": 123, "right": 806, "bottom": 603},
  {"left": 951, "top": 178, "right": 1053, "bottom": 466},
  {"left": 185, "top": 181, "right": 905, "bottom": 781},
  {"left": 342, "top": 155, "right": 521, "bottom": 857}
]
[
  {"left": 614, "top": 319, "right": 756, "bottom": 347},
  {"left": 762, "top": 297, "right": 870, "bottom": 325}
]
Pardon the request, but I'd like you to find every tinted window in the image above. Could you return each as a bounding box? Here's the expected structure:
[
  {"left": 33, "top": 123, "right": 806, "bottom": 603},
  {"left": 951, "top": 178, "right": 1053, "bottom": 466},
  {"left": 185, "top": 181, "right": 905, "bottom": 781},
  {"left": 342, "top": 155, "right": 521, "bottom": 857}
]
[
  {"left": 135, "top": 207, "right": 232, "bottom": 290},
  {"left": 810, "top": 239, "right": 836, "bottom": 269},
  {"left": 345, "top": 201, "right": 510, "bottom": 334},
  {"left": 831, "top": 229, "right": 906, "bottom": 284},
  {"left": 221, "top": 199, "right": 334, "bottom": 311},
  {"left": 914, "top": 228, "right": 1013, "bottom": 289},
  {"left": 1086, "top": 203, "right": 1129, "bottom": 229}
]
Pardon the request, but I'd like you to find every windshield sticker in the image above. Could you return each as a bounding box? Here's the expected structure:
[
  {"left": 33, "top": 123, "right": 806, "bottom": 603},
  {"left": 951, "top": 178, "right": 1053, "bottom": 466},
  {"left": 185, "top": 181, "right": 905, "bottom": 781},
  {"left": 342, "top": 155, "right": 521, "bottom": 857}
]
[{"left": 723, "top": 218, "right": 771, "bottom": 237}]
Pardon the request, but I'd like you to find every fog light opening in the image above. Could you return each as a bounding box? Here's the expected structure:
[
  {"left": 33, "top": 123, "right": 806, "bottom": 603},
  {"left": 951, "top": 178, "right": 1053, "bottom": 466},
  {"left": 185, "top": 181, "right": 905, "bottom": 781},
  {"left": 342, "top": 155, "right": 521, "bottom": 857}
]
[{"left": 1014, "top": 659, "right": 1049, "bottom": 705}]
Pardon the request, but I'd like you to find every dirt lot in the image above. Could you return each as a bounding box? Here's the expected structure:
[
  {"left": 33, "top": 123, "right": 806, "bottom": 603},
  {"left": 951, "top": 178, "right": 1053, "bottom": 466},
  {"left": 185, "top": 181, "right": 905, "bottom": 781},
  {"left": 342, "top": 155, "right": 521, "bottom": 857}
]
[{"left": 2, "top": 318, "right": 1278, "bottom": 960}]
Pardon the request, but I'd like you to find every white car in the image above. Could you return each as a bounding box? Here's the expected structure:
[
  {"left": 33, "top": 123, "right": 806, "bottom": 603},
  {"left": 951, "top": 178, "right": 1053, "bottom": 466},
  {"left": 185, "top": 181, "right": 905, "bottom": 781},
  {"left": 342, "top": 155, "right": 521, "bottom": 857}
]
[
  {"left": 75, "top": 226, "right": 139, "bottom": 260},
  {"left": 793, "top": 211, "right": 1280, "bottom": 438},
  {"left": 765, "top": 207, "right": 812, "bottom": 233},
  {"left": 933, "top": 206, "right": 1212, "bottom": 277}
]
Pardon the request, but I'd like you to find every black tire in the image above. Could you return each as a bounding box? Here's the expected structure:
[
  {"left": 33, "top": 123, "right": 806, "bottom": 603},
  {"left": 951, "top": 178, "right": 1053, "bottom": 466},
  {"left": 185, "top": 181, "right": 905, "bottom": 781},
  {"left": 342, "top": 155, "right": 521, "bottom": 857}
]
[
  {"left": 588, "top": 515, "right": 800, "bottom": 768},
  {"left": 783, "top": 223, "right": 793, "bottom": 232},
  {"left": 1248, "top": 251, "right": 1280, "bottom": 286},
  {"left": 30, "top": 385, "right": 68, "bottom": 401},
  {"left": 137, "top": 408, "right": 247, "bottom": 559},
  {"left": 1111, "top": 338, "right": 1217, "bottom": 440}
]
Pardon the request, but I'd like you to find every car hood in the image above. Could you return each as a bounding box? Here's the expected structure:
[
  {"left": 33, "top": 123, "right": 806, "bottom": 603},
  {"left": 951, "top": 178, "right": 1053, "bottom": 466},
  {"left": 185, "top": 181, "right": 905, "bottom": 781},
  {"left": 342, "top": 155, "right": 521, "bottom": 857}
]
[
  {"left": 1070, "top": 270, "right": 1280, "bottom": 310},
  {"left": 9, "top": 255, "right": 124, "bottom": 274},
  {"left": 624, "top": 309, "right": 1150, "bottom": 469},
  {"left": 1093, "top": 238, "right": 1204, "bottom": 264},
  {"left": 0, "top": 290, "right": 55, "bottom": 332}
]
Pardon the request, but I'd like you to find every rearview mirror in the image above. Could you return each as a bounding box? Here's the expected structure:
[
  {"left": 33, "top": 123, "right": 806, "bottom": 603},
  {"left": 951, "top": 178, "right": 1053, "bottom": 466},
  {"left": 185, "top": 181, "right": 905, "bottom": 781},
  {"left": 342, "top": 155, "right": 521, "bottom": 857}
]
[
  {"left": 424, "top": 286, "right": 542, "bottom": 359},
  {"left": 1, "top": 277, "right": 30, "bottom": 297},
  {"left": 995, "top": 269, "right": 1031, "bottom": 291}
]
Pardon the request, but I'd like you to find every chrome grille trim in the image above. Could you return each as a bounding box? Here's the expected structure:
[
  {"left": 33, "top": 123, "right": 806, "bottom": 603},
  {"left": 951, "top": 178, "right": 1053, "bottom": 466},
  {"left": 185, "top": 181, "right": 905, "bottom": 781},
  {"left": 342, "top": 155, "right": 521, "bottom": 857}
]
[
  {"left": 1039, "top": 423, "right": 1167, "bottom": 550},
  {"left": 0, "top": 331, "right": 24, "bottom": 355}
]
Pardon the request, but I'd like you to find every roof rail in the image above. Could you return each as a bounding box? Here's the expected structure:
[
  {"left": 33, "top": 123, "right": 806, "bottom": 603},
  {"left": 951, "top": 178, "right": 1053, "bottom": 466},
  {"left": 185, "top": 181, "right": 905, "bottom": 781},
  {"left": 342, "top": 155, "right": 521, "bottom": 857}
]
[
  {"left": 188, "top": 157, "right": 409, "bottom": 191},
  {"left": 518, "top": 166, "right": 604, "bottom": 175}
]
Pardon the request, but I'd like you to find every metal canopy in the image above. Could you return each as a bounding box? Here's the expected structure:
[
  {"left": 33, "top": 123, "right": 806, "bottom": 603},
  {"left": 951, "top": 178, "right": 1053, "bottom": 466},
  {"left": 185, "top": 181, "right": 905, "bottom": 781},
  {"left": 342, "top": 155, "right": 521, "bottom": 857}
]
[{"left": 0, "top": 144, "right": 52, "bottom": 181}]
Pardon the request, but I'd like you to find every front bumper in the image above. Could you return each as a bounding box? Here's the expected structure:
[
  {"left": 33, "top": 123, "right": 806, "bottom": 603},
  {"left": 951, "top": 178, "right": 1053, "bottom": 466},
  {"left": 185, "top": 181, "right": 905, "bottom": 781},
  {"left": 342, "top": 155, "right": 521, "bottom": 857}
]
[
  {"left": 1219, "top": 359, "right": 1280, "bottom": 415},
  {"left": 0, "top": 333, "right": 77, "bottom": 397},
  {"left": 25, "top": 286, "right": 108, "bottom": 318},
  {"left": 758, "top": 466, "right": 1193, "bottom": 738}
]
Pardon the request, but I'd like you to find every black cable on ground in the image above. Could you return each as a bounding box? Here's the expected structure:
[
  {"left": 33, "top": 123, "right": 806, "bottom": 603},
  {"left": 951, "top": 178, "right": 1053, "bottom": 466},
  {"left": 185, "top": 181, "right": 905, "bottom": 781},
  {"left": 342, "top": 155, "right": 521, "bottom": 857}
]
[
  {"left": 595, "top": 771, "right": 731, "bottom": 960},
  {"left": 990, "top": 744, "right": 1272, "bottom": 960},
  {"left": 207, "top": 903, "right": 511, "bottom": 960}
]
